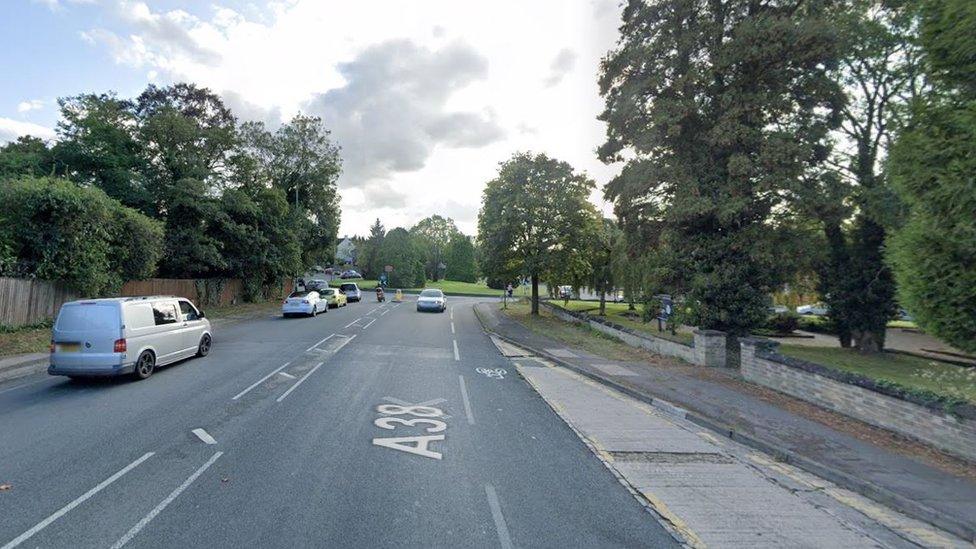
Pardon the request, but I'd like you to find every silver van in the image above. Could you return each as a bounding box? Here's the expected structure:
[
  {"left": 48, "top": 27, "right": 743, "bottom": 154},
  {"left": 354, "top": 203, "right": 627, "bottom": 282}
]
[{"left": 49, "top": 296, "right": 212, "bottom": 380}]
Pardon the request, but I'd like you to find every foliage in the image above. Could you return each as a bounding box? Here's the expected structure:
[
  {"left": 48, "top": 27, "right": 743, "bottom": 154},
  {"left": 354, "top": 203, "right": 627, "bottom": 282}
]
[
  {"left": 478, "top": 152, "right": 600, "bottom": 314},
  {"left": 763, "top": 312, "right": 801, "bottom": 335},
  {"left": 888, "top": 0, "right": 976, "bottom": 353},
  {"left": 0, "top": 177, "right": 161, "bottom": 295},
  {"left": 444, "top": 233, "right": 478, "bottom": 283},
  {"left": 410, "top": 215, "right": 460, "bottom": 281},
  {"left": 0, "top": 136, "right": 57, "bottom": 180},
  {"left": 377, "top": 228, "right": 426, "bottom": 288},
  {"left": 359, "top": 218, "right": 386, "bottom": 278},
  {"left": 599, "top": 0, "right": 842, "bottom": 335}
]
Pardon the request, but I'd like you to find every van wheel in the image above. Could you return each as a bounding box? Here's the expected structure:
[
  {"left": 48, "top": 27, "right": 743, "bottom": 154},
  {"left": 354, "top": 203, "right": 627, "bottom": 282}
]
[
  {"left": 196, "top": 334, "right": 212, "bottom": 357},
  {"left": 134, "top": 351, "right": 155, "bottom": 380}
]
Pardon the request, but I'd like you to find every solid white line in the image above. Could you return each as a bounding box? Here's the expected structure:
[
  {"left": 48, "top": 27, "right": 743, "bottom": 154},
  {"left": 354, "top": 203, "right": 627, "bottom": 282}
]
[
  {"left": 305, "top": 333, "right": 336, "bottom": 352},
  {"left": 362, "top": 318, "right": 376, "bottom": 329},
  {"left": 458, "top": 375, "right": 475, "bottom": 425},
  {"left": 381, "top": 308, "right": 391, "bottom": 316},
  {"left": 110, "top": 452, "right": 223, "bottom": 549},
  {"left": 451, "top": 322, "right": 455, "bottom": 334},
  {"left": 484, "top": 484, "right": 514, "bottom": 549},
  {"left": 344, "top": 318, "right": 362, "bottom": 328},
  {"left": 453, "top": 340, "right": 460, "bottom": 361},
  {"left": 2, "top": 452, "right": 154, "bottom": 549},
  {"left": 278, "top": 371, "right": 295, "bottom": 379},
  {"left": 191, "top": 428, "right": 217, "bottom": 445},
  {"left": 276, "top": 362, "right": 324, "bottom": 403},
  {"left": 231, "top": 359, "right": 294, "bottom": 400}
]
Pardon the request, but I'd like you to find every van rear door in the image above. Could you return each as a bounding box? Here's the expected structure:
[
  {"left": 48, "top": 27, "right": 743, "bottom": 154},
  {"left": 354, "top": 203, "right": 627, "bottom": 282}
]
[{"left": 53, "top": 302, "right": 122, "bottom": 365}]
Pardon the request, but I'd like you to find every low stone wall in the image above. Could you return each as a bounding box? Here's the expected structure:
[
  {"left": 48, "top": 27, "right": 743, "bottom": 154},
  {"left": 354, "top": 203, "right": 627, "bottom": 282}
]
[
  {"left": 539, "top": 301, "right": 729, "bottom": 367},
  {"left": 740, "top": 338, "right": 976, "bottom": 462}
]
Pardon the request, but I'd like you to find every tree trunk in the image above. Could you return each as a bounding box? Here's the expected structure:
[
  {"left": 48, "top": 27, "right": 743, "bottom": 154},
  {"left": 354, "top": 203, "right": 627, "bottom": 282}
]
[
  {"left": 853, "top": 329, "right": 884, "bottom": 353},
  {"left": 531, "top": 275, "right": 540, "bottom": 315},
  {"left": 599, "top": 291, "right": 606, "bottom": 316}
]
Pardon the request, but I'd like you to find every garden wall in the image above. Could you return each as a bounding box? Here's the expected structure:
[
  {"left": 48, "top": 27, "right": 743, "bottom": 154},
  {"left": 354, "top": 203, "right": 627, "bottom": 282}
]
[{"left": 740, "top": 338, "right": 976, "bottom": 462}]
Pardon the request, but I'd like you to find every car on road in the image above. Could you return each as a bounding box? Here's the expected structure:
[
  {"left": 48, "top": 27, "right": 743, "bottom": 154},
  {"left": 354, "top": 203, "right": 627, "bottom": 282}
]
[
  {"left": 305, "top": 278, "right": 329, "bottom": 291},
  {"left": 797, "top": 303, "right": 828, "bottom": 316},
  {"left": 48, "top": 296, "right": 212, "bottom": 380},
  {"left": 417, "top": 288, "right": 447, "bottom": 312},
  {"left": 320, "top": 287, "right": 348, "bottom": 308},
  {"left": 282, "top": 290, "right": 328, "bottom": 317},
  {"left": 338, "top": 282, "right": 362, "bottom": 302},
  {"left": 340, "top": 269, "right": 362, "bottom": 279}
]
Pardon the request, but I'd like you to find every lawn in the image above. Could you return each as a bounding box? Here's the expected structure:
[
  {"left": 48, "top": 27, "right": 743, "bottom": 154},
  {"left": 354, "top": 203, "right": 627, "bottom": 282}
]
[
  {"left": 553, "top": 299, "right": 695, "bottom": 345},
  {"left": 500, "top": 301, "right": 651, "bottom": 362},
  {"left": 329, "top": 278, "right": 500, "bottom": 296},
  {"left": 779, "top": 345, "right": 976, "bottom": 405},
  {"left": 798, "top": 314, "right": 918, "bottom": 333}
]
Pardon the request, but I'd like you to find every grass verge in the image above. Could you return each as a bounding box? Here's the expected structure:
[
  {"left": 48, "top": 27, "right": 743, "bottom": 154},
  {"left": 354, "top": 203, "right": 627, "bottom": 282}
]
[
  {"left": 554, "top": 299, "right": 695, "bottom": 345},
  {"left": 779, "top": 345, "right": 976, "bottom": 405}
]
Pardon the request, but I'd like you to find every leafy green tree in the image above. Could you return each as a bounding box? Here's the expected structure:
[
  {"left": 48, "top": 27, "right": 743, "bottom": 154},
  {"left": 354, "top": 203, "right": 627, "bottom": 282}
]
[
  {"left": 599, "top": 0, "right": 842, "bottom": 335},
  {"left": 238, "top": 115, "right": 342, "bottom": 266},
  {"left": 478, "top": 152, "right": 599, "bottom": 314},
  {"left": 0, "top": 177, "right": 161, "bottom": 295},
  {"left": 888, "top": 0, "right": 976, "bottom": 353},
  {"left": 588, "top": 219, "right": 621, "bottom": 316},
  {"left": 55, "top": 93, "right": 149, "bottom": 212},
  {"left": 0, "top": 136, "right": 58, "bottom": 180},
  {"left": 410, "top": 215, "right": 460, "bottom": 281},
  {"left": 377, "top": 228, "right": 425, "bottom": 288},
  {"left": 444, "top": 233, "right": 477, "bottom": 283},
  {"left": 359, "top": 218, "right": 385, "bottom": 278}
]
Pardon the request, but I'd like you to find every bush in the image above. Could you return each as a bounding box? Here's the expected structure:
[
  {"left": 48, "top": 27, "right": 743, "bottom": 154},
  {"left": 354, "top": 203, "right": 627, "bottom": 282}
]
[
  {"left": 0, "top": 177, "right": 162, "bottom": 295},
  {"left": 764, "top": 312, "right": 800, "bottom": 334}
]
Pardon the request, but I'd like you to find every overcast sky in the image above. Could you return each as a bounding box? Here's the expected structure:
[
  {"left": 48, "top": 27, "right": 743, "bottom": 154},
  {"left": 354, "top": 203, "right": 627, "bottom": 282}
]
[{"left": 1, "top": 0, "right": 624, "bottom": 236}]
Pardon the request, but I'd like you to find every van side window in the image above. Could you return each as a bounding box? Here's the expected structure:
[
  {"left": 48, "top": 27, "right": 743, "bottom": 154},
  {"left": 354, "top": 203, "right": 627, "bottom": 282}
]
[
  {"left": 127, "top": 304, "right": 155, "bottom": 329},
  {"left": 152, "top": 302, "right": 179, "bottom": 326},
  {"left": 179, "top": 300, "right": 199, "bottom": 320}
]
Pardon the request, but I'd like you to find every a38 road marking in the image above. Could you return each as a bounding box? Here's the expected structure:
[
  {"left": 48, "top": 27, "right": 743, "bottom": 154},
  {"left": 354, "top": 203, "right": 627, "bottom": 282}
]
[{"left": 372, "top": 402, "right": 448, "bottom": 460}]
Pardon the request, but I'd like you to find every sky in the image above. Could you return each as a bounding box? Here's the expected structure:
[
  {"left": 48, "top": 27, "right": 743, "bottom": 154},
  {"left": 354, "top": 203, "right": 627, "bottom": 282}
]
[{"left": 0, "top": 0, "right": 625, "bottom": 236}]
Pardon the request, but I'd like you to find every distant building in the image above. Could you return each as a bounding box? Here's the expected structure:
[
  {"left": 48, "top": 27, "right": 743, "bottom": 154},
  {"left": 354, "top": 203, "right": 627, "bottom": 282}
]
[{"left": 336, "top": 237, "right": 357, "bottom": 265}]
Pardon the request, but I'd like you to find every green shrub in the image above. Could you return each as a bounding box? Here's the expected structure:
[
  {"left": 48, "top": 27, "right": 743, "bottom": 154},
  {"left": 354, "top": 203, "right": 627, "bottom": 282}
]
[{"left": 764, "top": 312, "right": 800, "bottom": 334}]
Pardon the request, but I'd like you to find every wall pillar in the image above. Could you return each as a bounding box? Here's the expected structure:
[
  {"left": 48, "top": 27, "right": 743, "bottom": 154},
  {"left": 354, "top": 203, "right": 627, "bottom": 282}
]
[{"left": 693, "top": 329, "right": 728, "bottom": 367}]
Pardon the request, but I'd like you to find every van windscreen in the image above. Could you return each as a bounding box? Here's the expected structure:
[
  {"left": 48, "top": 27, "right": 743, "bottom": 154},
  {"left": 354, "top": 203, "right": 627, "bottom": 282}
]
[{"left": 56, "top": 304, "right": 120, "bottom": 331}]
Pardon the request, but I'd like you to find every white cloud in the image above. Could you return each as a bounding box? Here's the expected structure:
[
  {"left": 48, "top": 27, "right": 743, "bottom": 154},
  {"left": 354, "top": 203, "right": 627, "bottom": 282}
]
[
  {"left": 543, "top": 48, "right": 578, "bottom": 87},
  {"left": 32, "top": 0, "right": 94, "bottom": 12},
  {"left": 17, "top": 99, "right": 44, "bottom": 113},
  {"left": 0, "top": 118, "right": 56, "bottom": 143},
  {"left": 75, "top": 0, "right": 625, "bottom": 235}
]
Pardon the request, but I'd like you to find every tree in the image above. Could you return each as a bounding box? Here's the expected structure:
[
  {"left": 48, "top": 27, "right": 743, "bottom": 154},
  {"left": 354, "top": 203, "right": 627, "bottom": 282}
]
[
  {"left": 359, "top": 218, "right": 386, "bottom": 278},
  {"left": 588, "top": 219, "right": 621, "bottom": 316},
  {"left": 237, "top": 115, "right": 342, "bottom": 266},
  {"left": 598, "top": 0, "right": 842, "bottom": 335},
  {"left": 888, "top": 0, "right": 976, "bottom": 353},
  {"left": 478, "top": 152, "right": 599, "bottom": 315},
  {"left": 377, "top": 228, "right": 426, "bottom": 288},
  {"left": 444, "top": 234, "right": 477, "bottom": 283},
  {"left": 410, "top": 215, "right": 460, "bottom": 281},
  {"left": 0, "top": 136, "right": 57, "bottom": 180}
]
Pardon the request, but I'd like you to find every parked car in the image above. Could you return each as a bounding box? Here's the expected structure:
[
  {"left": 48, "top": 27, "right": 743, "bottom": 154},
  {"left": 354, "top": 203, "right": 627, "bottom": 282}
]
[
  {"left": 340, "top": 270, "right": 362, "bottom": 279},
  {"left": 417, "top": 288, "right": 447, "bottom": 312},
  {"left": 282, "top": 290, "right": 328, "bottom": 317},
  {"left": 338, "top": 282, "right": 362, "bottom": 302},
  {"left": 796, "top": 303, "right": 828, "bottom": 316},
  {"left": 306, "top": 278, "right": 329, "bottom": 291},
  {"left": 320, "top": 287, "right": 348, "bottom": 308},
  {"left": 769, "top": 305, "right": 790, "bottom": 314},
  {"left": 48, "top": 296, "right": 212, "bottom": 380}
]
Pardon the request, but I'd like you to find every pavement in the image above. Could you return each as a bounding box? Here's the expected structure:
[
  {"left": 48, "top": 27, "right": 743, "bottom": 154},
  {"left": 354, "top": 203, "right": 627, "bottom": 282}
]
[
  {"left": 476, "top": 302, "right": 976, "bottom": 545},
  {"left": 0, "top": 297, "right": 678, "bottom": 548}
]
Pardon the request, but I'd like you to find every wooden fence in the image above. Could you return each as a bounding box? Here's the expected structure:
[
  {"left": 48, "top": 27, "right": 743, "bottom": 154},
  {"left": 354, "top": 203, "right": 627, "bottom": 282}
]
[{"left": 1, "top": 277, "right": 293, "bottom": 327}]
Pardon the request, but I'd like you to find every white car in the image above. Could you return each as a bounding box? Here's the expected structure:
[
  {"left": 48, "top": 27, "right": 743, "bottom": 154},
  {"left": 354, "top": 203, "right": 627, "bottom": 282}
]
[
  {"left": 417, "top": 289, "right": 447, "bottom": 312},
  {"left": 49, "top": 296, "right": 212, "bottom": 380},
  {"left": 796, "top": 303, "right": 828, "bottom": 316},
  {"left": 282, "top": 290, "right": 328, "bottom": 317}
]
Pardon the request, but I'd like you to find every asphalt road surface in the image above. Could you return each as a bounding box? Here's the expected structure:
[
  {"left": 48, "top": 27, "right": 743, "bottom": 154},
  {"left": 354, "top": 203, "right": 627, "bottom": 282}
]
[{"left": 0, "top": 297, "right": 679, "bottom": 548}]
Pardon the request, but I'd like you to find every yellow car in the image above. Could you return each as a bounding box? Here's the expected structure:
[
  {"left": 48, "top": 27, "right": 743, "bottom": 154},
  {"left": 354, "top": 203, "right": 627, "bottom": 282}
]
[{"left": 320, "top": 288, "right": 348, "bottom": 308}]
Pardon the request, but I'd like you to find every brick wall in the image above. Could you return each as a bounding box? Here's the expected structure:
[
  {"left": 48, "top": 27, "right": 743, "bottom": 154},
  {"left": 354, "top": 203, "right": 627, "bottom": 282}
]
[{"left": 740, "top": 338, "right": 976, "bottom": 462}]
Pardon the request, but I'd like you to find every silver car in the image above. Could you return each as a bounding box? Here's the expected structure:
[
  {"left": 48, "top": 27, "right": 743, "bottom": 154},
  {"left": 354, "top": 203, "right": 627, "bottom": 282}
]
[
  {"left": 416, "top": 289, "right": 447, "bottom": 312},
  {"left": 49, "top": 296, "right": 213, "bottom": 380}
]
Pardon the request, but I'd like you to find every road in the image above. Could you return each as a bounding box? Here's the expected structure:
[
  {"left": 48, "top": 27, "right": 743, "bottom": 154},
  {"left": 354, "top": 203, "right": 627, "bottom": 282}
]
[{"left": 0, "top": 297, "right": 678, "bottom": 548}]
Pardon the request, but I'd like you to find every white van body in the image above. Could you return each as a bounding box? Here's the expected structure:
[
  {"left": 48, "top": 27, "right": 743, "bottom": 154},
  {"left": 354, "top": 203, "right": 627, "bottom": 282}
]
[{"left": 49, "top": 296, "right": 212, "bottom": 378}]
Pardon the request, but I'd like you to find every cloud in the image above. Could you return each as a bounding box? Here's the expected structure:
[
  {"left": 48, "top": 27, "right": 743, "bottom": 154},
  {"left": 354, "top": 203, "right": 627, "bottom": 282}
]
[
  {"left": 0, "top": 118, "right": 56, "bottom": 143},
  {"left": 305, "top": 39, "right": 505, "bottom": 203},
  {"left": 80, "top": 1, "right": 220, "bottom": 68},
  {"left": 543, "top": 48, "right": 577, "bottom": 87},
  {"left": 32, "top": 0, "right": 94, "bottom": 12},
  {"left": 17, "top": 99, "right": 44, "bottom": 113}
]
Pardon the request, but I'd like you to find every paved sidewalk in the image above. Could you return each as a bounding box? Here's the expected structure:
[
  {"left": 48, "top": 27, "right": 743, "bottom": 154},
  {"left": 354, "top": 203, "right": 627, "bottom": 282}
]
[{"left": 476, "top": 303, "right": 976, "bottom": 543}]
